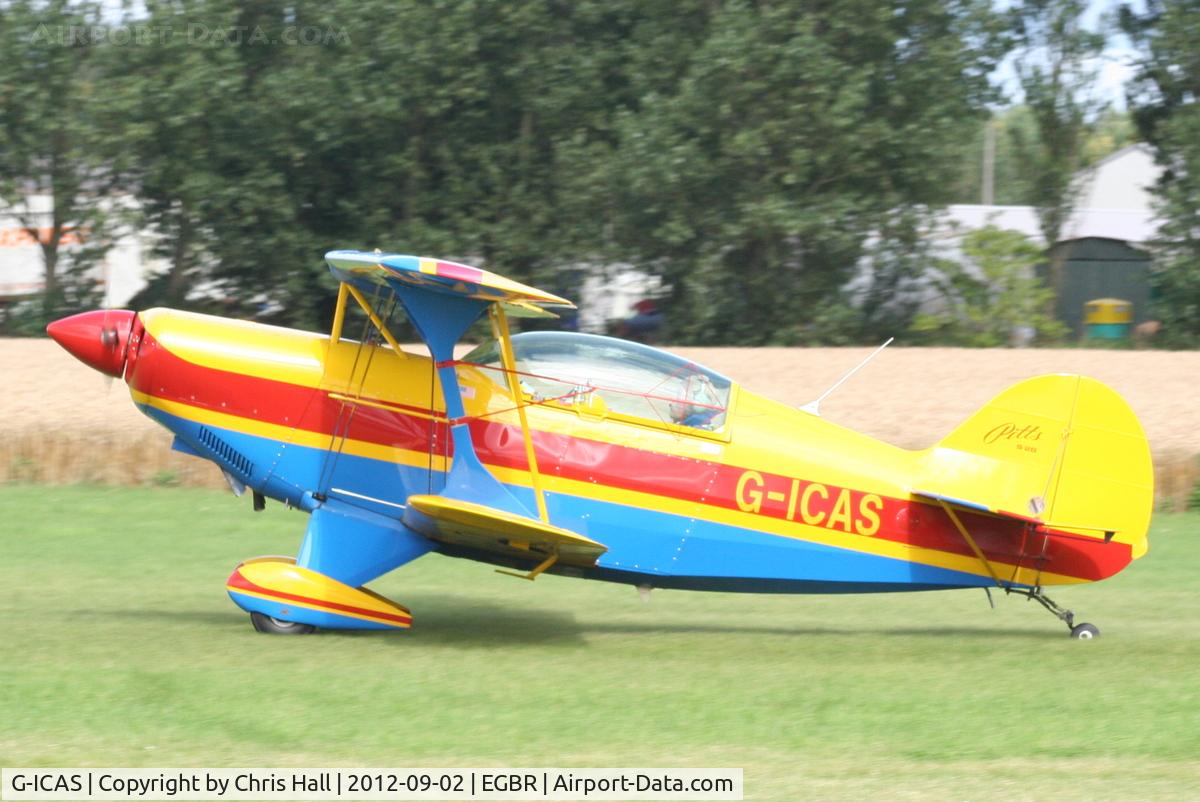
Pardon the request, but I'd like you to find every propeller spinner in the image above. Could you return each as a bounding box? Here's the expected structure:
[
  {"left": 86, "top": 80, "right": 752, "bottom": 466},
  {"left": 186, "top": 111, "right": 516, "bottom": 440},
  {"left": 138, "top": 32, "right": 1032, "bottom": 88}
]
[{"left": 46, "top": 309, "right": 137, "bottom": 378}]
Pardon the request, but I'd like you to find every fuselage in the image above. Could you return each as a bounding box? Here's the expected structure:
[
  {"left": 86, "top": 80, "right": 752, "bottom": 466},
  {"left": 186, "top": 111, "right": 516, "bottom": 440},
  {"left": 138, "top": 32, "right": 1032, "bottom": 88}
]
[{"left": 107, "top": 307, "right": 1132, "bottom": 593}]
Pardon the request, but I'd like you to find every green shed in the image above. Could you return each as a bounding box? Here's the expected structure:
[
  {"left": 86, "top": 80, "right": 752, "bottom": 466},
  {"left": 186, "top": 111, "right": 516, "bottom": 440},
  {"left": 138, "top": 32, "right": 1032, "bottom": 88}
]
[{"left": 1043, "top": 237, "right": 1152, "bottom": 338}]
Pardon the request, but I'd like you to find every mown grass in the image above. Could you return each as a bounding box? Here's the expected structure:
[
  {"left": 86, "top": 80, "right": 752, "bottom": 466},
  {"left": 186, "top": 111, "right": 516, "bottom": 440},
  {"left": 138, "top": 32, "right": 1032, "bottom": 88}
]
[{"left": 1, "top": 485, "right": 1198, "bottom": 800}]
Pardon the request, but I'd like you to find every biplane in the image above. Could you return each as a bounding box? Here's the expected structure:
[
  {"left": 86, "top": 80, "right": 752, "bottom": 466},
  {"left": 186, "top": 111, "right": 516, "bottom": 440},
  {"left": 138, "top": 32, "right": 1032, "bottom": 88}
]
[{"left": 47, "top": 251, "right": 1153, "bottom": 638}]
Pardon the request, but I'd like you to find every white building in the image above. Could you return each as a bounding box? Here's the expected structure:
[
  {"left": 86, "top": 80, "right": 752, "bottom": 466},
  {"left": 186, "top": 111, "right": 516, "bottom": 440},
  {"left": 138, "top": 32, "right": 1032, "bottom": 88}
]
[
  {"left": 1074, "top": 143, "right": 1159, "bottom": 213},
  {"left": 936, "top": 144, "right": 1161, "bottom": 244},
  {"left": 939, "top": 145, "right": 1163, "bottom": 336},
  {"left": 0, "top": 194, "right": 160, "bottom": 309},
  {"left": 848, "top": 143, "right": 1166, "bottom": 339}
]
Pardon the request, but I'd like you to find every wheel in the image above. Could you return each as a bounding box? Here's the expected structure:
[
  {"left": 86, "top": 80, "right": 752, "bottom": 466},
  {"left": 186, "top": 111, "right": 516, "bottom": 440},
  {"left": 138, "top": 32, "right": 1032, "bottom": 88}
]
[
  {"left": 1070, "top": 622, "right": 1099, "bottom": 640},
  {"left": 250, "top": 611, "right": 315, "bottom": 635}
]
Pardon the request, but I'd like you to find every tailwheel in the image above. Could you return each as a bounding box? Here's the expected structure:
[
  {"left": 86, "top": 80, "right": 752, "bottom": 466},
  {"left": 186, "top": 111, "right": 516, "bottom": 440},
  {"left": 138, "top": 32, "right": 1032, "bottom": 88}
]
[
  {"left": 250, "top": 611, "right": 315, "bottom": 635},
  {"left": 1013, "top": 586, "right": 1099, "bottom": 639}
]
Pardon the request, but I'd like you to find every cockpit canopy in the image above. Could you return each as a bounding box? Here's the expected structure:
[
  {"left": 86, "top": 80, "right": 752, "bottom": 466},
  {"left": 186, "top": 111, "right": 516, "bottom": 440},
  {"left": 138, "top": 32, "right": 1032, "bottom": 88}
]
[{"left": 463, "top": 332, "right": 733, "bottom": 430}]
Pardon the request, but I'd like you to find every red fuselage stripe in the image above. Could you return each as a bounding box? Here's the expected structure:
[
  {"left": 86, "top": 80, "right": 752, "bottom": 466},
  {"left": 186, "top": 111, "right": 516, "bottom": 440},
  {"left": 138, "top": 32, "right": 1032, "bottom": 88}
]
[{"left": 134, "top": 332, "right": 1131, "bottom": 582}]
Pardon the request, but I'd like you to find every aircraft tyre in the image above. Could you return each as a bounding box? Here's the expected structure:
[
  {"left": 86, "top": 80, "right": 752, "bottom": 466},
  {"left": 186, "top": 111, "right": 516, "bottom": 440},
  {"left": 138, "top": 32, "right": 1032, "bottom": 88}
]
[
  {"left": 1070, "top": 622, "right": 1099, "bottom": 640},
  {"left": 250, "top": 611, "right": 316, "bottom": 635}
]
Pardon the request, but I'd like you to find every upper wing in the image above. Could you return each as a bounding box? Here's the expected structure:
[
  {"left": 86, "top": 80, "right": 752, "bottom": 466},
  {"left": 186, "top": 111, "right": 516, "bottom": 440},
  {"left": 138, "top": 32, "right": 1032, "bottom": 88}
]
[{"left": 325, "top": 250, "right": 574, "bottom": 318}]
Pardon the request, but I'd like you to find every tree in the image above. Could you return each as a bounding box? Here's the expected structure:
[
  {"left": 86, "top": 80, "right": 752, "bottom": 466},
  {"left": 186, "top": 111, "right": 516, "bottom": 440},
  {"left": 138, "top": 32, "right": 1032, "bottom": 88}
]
[
  {"left": 567, "top": 0, "right": 1008, "bottom": 344},
  {"left": 10, "top": 0, "right": 1016, "bottom": 345},
  {"left": 909, "top": 225, "right": 1067, "bottom": 345},
  {"left": 1007, "top": 0, "right": 1105, "bottom": 296},
  {"left": 0, "top": 0, "right": 116, "bottom": 323},
  {"left": 1122, "top": 0, "right": 1200, "bottom": 346},
  {"left": 948, "top": 106, "right": 1038, "bottom": 206},
  {"left": 108, "top": 0, "right": 350, "bottom": 325},
  {"left": 950, "top": 106, "right": 1135, "bottom": 207},
  {"left": 114, "top": 0, "right": 690, "bottom": 328}
]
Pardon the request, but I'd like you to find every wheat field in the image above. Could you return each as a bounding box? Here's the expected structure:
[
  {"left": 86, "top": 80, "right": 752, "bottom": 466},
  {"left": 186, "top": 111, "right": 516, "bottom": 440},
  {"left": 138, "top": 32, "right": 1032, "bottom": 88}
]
[{"left": 4, "top": 338, "right": 1198, "bottom": 505}]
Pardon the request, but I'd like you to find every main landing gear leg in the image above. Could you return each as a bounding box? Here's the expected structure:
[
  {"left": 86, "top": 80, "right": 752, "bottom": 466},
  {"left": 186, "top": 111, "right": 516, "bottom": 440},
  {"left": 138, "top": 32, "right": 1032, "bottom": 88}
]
[{"left": 1011, "top": 586, "right": 1099, "bottom": 639}]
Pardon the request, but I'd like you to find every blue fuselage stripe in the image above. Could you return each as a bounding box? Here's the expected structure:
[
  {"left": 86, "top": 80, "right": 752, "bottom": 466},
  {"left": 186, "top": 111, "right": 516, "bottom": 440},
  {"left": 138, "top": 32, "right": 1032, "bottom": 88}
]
[{"left": 142, "top": 404, "right": 993, "bottom": 592}]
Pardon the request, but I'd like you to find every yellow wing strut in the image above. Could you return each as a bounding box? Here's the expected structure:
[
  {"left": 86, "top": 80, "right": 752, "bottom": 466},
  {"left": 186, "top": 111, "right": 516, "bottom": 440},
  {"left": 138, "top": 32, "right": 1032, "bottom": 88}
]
[
  {"left": 344, "top": 283, "right": 405, "bottom": 357},
  {"left": 490, "top": 304, "right": 549, "bottom": 523},
  {"left": 330, "top": 283, "right": 350, "bottom": 344}
]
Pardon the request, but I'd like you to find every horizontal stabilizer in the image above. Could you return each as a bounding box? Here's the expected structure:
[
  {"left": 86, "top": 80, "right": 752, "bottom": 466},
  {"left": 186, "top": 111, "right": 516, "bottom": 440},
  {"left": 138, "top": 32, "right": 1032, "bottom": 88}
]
[
  {"left": 911, "top": 489, "right": 1040, "bottom": 522},
  {"left": 911, "top": 489, "right": 1114, "bottom": 543},
  {"left": 403, "top": 495, "right": 607, "bottom": 567}
]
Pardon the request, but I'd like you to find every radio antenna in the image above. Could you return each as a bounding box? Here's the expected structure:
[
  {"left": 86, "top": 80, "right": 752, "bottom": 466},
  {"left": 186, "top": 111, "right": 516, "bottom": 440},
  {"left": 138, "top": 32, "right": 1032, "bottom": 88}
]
[{"left": 800, "top": 337, "right": 893, "bottom": 417}]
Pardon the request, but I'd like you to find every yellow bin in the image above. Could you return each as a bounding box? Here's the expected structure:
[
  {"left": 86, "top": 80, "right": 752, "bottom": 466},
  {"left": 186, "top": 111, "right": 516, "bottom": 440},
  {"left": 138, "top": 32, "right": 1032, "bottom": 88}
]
[{"left": 1084, "top": 298, "right": 1133, "bottom": 339}]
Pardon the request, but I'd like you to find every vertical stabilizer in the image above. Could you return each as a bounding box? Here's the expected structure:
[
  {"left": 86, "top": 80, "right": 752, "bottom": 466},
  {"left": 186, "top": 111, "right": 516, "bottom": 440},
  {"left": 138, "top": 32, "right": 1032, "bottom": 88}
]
[{"left": 918, "top": 375, "right": 1153, "bottom": 558}]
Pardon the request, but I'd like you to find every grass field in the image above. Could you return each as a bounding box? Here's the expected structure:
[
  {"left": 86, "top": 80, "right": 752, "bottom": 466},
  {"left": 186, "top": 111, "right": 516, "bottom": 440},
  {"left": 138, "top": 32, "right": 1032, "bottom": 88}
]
[{"left": 1, "top": 486, "right": 1197, "bottom": 800}]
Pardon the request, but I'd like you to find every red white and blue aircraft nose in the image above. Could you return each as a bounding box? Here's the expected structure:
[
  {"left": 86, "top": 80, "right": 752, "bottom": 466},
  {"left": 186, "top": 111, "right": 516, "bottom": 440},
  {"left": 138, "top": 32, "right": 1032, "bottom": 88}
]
[{"left": 46, "top": 309, "right": 136, "bottom": 378}]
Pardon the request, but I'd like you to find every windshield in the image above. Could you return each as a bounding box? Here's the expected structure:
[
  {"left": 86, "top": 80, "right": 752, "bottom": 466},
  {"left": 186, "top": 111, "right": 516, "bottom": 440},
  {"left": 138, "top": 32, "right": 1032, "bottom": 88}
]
[{"left": 462, "top": 332, "right": 733, "bottom": 430}]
